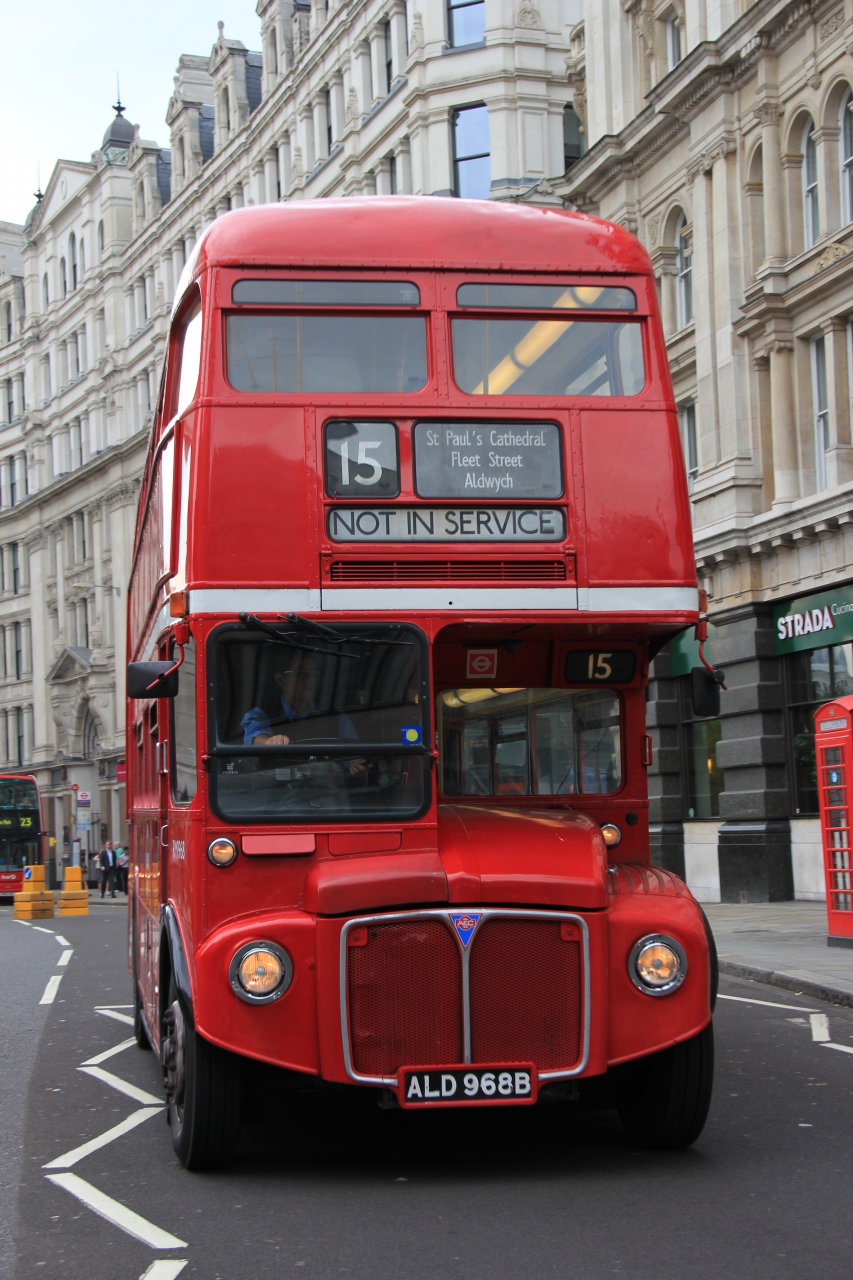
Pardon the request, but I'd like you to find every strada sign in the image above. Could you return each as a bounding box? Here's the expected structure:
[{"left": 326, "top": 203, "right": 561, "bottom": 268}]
[{"left": 773, "top": 583, "right": 853, "bottom": 654}]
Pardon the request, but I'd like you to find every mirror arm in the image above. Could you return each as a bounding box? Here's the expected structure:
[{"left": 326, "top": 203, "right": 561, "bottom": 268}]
[
  {"left": 695, "top": 616, "right": 727, "bottom": 690},
  {"left": 146, "top": 622, "right": 189, "bottom": 694}
]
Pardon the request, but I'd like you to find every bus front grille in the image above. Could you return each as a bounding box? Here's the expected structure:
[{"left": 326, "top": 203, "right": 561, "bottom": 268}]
[
  {"left": 348, "top": 920, "right": 463, "bottom": 1077},
  {"left": 346, "top": 913, "right": 584, "bottom": 1080},
  {"left": 329, "top": 558, "right": 569, "bottom": 582}
]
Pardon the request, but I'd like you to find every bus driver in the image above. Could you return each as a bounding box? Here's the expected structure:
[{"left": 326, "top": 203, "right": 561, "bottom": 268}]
[{"left": 241, "top": 654, "right": 366, "bottom": 777}]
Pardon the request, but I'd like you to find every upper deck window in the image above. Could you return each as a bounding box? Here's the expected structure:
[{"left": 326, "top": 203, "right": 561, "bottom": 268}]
[
  {"left": 226, "top": 315, "right": 428, "bottom": 394},
  {"left": 232, "top": 279, "right": 420, "bottom": 306},
  {"left": 456, "top": 283, "right": 636, "bottom": 311},
  {"left": 452, "top": 317, "right": 644, "bottom": 397}
]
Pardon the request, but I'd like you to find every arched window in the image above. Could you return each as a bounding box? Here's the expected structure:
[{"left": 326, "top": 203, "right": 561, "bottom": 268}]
[
  {"left": 176, "top": 137, "right": 185, "bottom": 181},
  {"left": 79, "top": 236, "right": 86, "bottom": 276},
  {"left": 803, "top": 118, "right": 819, "bottom": 247},
  {"left": 60, "top": 258, "right": 67, "bottom": 298},
  {"left": 270, "top": 26, "right": 278, "bottom": 78},
  {"left": 841, "top": 90, "right": 853, "bottom": 225},
  {"left": 676, "top": 215, "right": 693, "bottom": 328},
  {"left": 69, "top": 233, "right": 77, "bottom": 289},
  {"left": 4, "top": 302, "right": 11, "bottom": 343},
  {"left": 223, "top": 89, "right": 231, "bottom": 137},
  {"left": 97, "top": 220, "right": 105, "bottom": 261},
  {"left": 42, "top": 274, "right": 49, "bottom": 309}
]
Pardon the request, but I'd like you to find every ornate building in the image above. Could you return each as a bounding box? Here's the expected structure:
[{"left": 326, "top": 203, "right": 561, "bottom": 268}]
[{"left": 2, "top": 0, "right": 850, "bottom": 901}]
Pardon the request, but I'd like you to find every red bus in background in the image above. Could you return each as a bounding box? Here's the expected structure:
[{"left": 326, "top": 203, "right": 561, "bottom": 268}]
[
  {"left": 0, "top": 774, "right": 44, "bottom": 896},
  {"left": 127, "top": 198, "right": 715, "bottom": 1170}
]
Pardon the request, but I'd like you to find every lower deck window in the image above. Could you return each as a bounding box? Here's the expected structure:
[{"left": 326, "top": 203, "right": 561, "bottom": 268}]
[{"left": 438, "top": 688, "right": 621, "bottom": 797}]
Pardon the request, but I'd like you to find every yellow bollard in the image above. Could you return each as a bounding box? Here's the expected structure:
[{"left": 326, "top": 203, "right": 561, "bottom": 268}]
[
  {"left": 13, "top": 865, "right": 55, "bottom": 920},
  {"left": 58, "top": 865, "right": 89, "bottom": 917}
]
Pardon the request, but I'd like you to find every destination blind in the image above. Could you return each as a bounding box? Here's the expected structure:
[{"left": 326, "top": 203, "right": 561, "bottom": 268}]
[
  {"left": 328, "top": 506, "right": 566, "bottom": 542},
  {"left": 413, "top": 422, "right": 562, "bottom": 499}
]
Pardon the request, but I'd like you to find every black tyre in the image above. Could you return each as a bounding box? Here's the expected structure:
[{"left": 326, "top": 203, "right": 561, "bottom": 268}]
[
  {"left": 162, "top": 984, "right": 241, "bottom": 1170},
  {"left": 615, "top": 1021, "right": 714, "bottom": 1149},
  {"left": 133, "top": 985, "right": 151, "bottom": 1050}
]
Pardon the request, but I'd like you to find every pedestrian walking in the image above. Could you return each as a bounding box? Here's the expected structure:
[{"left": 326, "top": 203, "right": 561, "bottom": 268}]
[
  {"left": 116, "top": 844, "right": 129, "bottom": 895},
  {"left": 98, "top": 841, "right": 115, "bottom": 898}
]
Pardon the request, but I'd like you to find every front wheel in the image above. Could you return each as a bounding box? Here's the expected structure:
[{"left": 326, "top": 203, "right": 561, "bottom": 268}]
[
  {"left": 161, "top": 990, "right": 242, "bottom": 1170},
  {"left": 614, "top": 1021, "right": 714, "bottom": 1149}
]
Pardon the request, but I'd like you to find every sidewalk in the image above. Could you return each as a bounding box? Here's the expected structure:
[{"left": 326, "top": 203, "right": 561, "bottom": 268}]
[
  {"left": 705, "top": 901, "right": 853, "bottom": 1007},
  {"left": 87, "top": 889, "right": 128, "bottom": 906}
]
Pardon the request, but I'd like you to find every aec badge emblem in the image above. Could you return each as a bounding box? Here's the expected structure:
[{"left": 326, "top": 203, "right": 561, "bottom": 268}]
[{"left": 450, "top": 912, "right": 480, "bottom": 948}]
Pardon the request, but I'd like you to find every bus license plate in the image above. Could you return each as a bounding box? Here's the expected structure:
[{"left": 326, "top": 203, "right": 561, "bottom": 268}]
[{"left": 398, "top": 1064, "right": 537, "bottom": 1108}]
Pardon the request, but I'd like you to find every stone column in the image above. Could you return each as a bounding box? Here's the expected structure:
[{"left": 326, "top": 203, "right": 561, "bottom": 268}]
[
  {"left": 133, "top": 278, "right": 146, "bottom": 327},
  {"left": 13, "top": 374, "right": 25, "bottom": 417},
  {"left": 300, "top": 105, "right": 316, "bottom": 171},
  {"left": 823, "top": 316, "right": 853, "bottom": 486},
  {"left": 395, "top": 137, "right": 412, "bottom": 193},
  {"left": 277, "top": 135, "right": 292, "bottom": 197},
  {"left": 330, "top": 73, "right": 345, "bottom": 143},
  {"left": 370, "top": 25, "right": 386, "bottom": 102},
  {"left": 390, "top": 0, "right": 408, "bottom": 80},
  {"left": 353, "top": 41, "right": 372, "bottom": 118},
  {"left": 714, "top": 604, "right": 793, "bottom": 902},
  {"left": 376, "top": 156, "right": 393, "bottom": 194},
  {"left": 756, "top": 102, "right": 786, "bottom": 265},
  {"left": 687, "top": 160, "right": 718, "bottom": 477},
  {"left": 768, "top": 340, "right": 799, "bottom": 505},
  {"left": 313, "top": 94, "right": 329, "bottom": 162},
  {"left": 815, "top": 124, "right": 841, "bottom": 238},
  {"left": 55, "top": 523, "right": 67, "bottom": 644},
  {"left": 108, "top": 488, "right": 131, "bottom": 729},
  {"left": 651, "top": 248, "right": 677, "bottom": 336},
  {"left": 90, "top": 504, "right": 105, "bottom": 644},
  {"left": 171, "top": 242, "right": 184, "bottom": 291},
  {"left": 264, "top": 150, "right": 279, "bottom": 200}
]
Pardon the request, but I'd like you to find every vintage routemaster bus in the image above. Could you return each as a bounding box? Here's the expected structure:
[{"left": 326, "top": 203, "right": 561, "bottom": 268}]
[
  {"left": 127, "top": 197, "right": 716, "bottom": 1169},
  {"left": 0, "top": 773, "right": 44, "bottom": 896}
]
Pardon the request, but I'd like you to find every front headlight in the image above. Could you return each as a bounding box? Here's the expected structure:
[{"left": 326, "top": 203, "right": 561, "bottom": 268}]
[
  {"left": 229, "top": 941, "right": 293, "bottom": 1004},
  {"left": 629, "top": 934, "right": 687, "bottom": 997}
]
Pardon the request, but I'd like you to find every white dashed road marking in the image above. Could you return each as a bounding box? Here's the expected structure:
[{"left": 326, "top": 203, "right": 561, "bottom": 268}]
[
  {"left": 80, "top": 1037, "right": 137, "bottom": 1067},
  {"left": 57, "top": 949, "right": 74, "bottom": 967},
  {"left": 718, "top": 994, "right": 818, "bottom": 1013},
  {"left": 31, "top": 926, "right": 55, "bottom": 935},
  {"left": 77, "top": 1065, "right": 163, "bottom": 1107},
  {"left": 823, "top": 1042, "right": 853, "bottom": 1056},
  {"left": 95, "top": 1007, "right": 135, "bottom": 1027},
  {"left": 43, "top": 1108, "right": 161, "bottom": 1170},
  {"left": 55, "top": 935, "right": 70, "bottom": 946},
  {"left": 39, "top": 974, "right": 63, "bottom": 1005},
  {"left": 810, "top": 1013, "right": 831, "bottom": 1042},
  {"left": 45, "top": 1172, "right": 187, "bottom": 1249},
  {"left": 139, "top": 1260, "right": 189, "bottom": 1279}
]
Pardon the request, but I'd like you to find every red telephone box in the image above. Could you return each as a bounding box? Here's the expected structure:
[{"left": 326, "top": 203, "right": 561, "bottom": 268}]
[{"left": 814, "top": 696, "right": 853, "bottom": 944}]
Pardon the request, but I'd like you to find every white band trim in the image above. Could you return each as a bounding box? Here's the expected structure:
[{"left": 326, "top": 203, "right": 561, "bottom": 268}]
[
  {"left": 184, "top": 586, "right": 698, "bottom": 615},
  {"left": 190, "top": 589, "right": 322, "bottom": 613}
]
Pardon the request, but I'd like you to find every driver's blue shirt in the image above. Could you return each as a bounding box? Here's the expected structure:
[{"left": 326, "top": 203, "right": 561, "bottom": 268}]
[{"left": 242, "top": 697, "right": 357, "bottom": 745}]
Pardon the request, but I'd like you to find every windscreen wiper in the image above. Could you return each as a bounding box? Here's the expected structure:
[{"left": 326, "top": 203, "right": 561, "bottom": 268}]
[
  {"left": 281, "top": 613, "right": 412, "bottom": 646},
  {"left": 238, "top": 613, "right": 355, "bottom": 658}
]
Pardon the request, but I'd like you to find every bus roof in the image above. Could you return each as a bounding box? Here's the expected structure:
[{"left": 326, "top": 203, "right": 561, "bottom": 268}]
[{"left": 195, "top": 197, "right": 653, "bottom": 277}]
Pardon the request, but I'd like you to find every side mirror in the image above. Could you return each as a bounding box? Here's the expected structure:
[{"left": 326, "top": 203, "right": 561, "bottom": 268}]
[
  {"left": 127, "top": 662, "right": 179, "bottom": 699},
  {"left": 690, "top": 666, "right": 723, "bottom": 719}
]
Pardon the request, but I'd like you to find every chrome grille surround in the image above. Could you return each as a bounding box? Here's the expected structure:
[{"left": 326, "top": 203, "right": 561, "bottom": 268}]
[{"left": 339, "top": 907, "right": 591, "bottom": 1087}]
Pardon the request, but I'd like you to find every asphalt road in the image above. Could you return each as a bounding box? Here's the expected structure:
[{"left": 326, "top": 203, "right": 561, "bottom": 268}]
[{"left": 3, "top": 902, "right": 852, "bottom": 1280}]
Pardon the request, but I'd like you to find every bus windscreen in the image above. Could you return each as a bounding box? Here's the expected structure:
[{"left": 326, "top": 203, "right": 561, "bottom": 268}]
[
  {"left": 226, "top": 315, "right": 428, "bottom": 393},
  {"left": 452, "top": 318, "right": 644, "bottom": 397},
  {"left": 210, "top": 626, "right": 427, "bottom": 821},
  {"left": 437, "top": 688, "right": 622, "bottom": 797}
]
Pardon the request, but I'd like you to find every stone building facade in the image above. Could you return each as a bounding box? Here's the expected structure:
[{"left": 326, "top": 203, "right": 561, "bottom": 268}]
[
  {"left": 534, "top": 0, "right": 853, "bottom": 903},
  {"left": 2, "top": 0, "right": 850, "bottom": 900}
]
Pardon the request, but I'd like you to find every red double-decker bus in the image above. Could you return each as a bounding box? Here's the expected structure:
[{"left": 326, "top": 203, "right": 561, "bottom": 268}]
[
  {"left": 0, "top": 773, "right": 44, "bottom": 896},
  {"left": 127, "top": 198, "right": 715, "bottom": 1169}
]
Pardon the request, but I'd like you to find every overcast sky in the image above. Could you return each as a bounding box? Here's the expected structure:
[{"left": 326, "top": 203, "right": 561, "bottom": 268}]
[{"left": 1, "top": 1, "right": 262, "bottom": 226}]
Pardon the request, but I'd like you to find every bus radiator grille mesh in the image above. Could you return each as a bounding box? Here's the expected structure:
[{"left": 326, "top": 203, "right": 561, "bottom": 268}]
[
  {"left": 348, "top": 920, "right": 463, "bottom": 1076},
  {"left": 469, "top": 918, "right": 583, "bottom": 1072}
]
